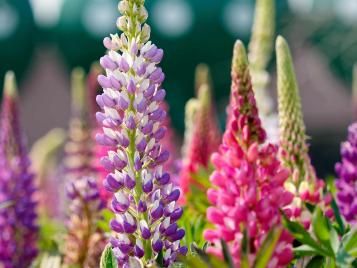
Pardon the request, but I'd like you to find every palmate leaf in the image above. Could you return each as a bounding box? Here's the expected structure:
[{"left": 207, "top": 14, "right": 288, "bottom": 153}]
[
  {"left": 180, "top": 244, "right": 229, "bottom": 268},
  {"left": 336, "top": 228, "right": 357, "bottom": 266},
  {"left": 100, "top": 244, "right": 118, "bottom": 268},
  {"left": 281, "top": 212, "right": 330, "bottom": 256},
  {"left": 97, "top": 209, "right": 114, "bottom": 232},
  {"left": 294, "top": 245, "right": 322, "bottom": 257},
  {"left": 312, "top": 207, "right": 334, "bottom": 256},
  {"left": 306, "top": 256, "right": 325, "bottom": 268}
]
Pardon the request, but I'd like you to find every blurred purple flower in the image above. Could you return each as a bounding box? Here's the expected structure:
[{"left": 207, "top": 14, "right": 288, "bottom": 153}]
[
  {"left": 0, "top": 72, "right": 38, "bottom": 268},
  {"left": 335, "top": 122, "right": 357, "bottom": 224}
]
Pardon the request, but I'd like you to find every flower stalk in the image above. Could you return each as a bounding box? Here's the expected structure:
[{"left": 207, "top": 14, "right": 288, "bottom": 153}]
[
  {"left": 63, "top": 68, "right": 106, "bottom": 267},
  {"left": 96, "top": 0, "right": 186, "bottom": 265},
  {"left": 276, "top": 36, "right": 332, "bottom": 224},
  {"left": 179, "top": 66, "right": 221, "bottom": 207},
  {"left": 0, "top": 72, "right": 38, "bottom": 267},
  {"left": 204, "top": 41, "right": 294, "bottom": 267},
  {"left": 248, "top": 0, "right": 278, "bottom": 143}
]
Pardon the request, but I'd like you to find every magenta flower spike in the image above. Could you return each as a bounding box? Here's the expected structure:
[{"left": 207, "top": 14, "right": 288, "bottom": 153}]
[
  {"left": 335, "top": 122, "right": 357, "bottom": 224},
  {"left": 0, "top": 72, "right": 38, "bottom": 268},
  {"left": 96, "top": 0, "right": 186, "bottom": 266},
  {"left": 204, "top": 42, "right": 294, "bottom": 267}
]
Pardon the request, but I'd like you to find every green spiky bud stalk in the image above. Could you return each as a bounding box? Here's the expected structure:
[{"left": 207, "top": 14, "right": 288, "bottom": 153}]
[
  {"left": 194, "top": 64, "right": 212, "bottom": 94},
  {"left": 248, "top": 0, "right": 275, "bottom": 71},
  {"left": 276, "top": 37, "right": 330, "bottom": 218},
  {"left": 248, "top": 0, "right": 278, "bottom": 143}
]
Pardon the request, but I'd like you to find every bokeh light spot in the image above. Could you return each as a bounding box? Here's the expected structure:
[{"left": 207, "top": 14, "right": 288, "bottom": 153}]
[
  {"left": 335, "top": 0, "right": 357, "bottom": 24},
  {"left": 0, "top": 3, "right": 18, "bottom": 39},
  {"left": 288, "top": 0, "right": 314, "bottom": 15},
  {"left": 82, "top": 0, "right": 117, "bottom": 38},
  {"left": 223, "top": 1, "right": 253, "bottom": 37},
  {"left": 30, "top": 0, "right": 63, "bottom": 28},
  {"left": 152, "top": 0, "right": 193, "bottom": 38}
]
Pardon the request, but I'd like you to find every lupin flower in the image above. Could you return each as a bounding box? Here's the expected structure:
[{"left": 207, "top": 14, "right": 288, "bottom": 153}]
[
  {"left": 276, "top": 36, "right": 332, "bottom": 224},
  {"left": 0, "top": 72, "right": 38, "bottom": 267},
  {"left": 63, "top": 68, "right": 96, "bottom": 179},
  {"left": 335, "top": 125, "right": 357, "bottom": 223},
  {"left": 30, "top": 128, "right": 66, "bottom": 218},
  {"left": 204, "top": 41, "right": 294, "bottom": 267},
  {"left": 96, "top": 0, "right": 186, "bottom": 266},
  {"left": 63, "top": 68, "right": 106, "bottom": 266},
  {"left": 160, "top": 102, "right": 180, "bottom": 185},
  {"left": 64, "top": 176, "right": 106, "bottom": 267},
  {"left": 248, "top": 0, "right": 279, "bottom": 143},
  {"left": 179, "top": 66, "right": 221, "bottom": 205},
  {"left": 88, "top": 64, "right": 115, "bottom": 202}
]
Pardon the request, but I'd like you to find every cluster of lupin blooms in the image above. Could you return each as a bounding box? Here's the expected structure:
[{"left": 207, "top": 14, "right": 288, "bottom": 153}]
[
  {"left": 0, "top": 72, "right": 38, "bottom": 268},
  {"left": 204, "top": 41, "right": 294, "bottom": 267},
  {"left": 159, "top": 102, "right": 180, "bottom": 186},
  {"left": 30, "top": 128, "right": 66, "bottom": 218},
  {"left": 248, "top": 0, "right": 279, "bottom": 144},
  {"left": 63, "top": 68, "right": 106, "bottom": 267},
  {"left": 96, "top": 0, "right": 186, "bottom": 266},
  {"left": 276, "top": 37, "right": 332, "bottom": 225},
  {"left": 179, "top": 64, "right": 221, "bottom": 204},
  {"left": 335, "top": 65, "right": 357, "bottom": 225},
  {"left": 63, "top": 69, "right": 96, "bottom": 179},
  {"left": 64, "top": 176, "right": 106, "bottom": 267}
]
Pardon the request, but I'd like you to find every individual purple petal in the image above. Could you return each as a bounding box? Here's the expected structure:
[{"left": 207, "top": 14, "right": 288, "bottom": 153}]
[
  {"left": 100, "top": 55, "right": 117, "bottom": 70},
  {"left": 139, "top": 220, "right": 151, "bottom": 239},
  {"left": 152, "top": 233, "right": 163, "bottom": 253},
  {"left": 127, "top": 79, "right": 136, "bottom": 94},
  {"left": 98, "top": 75, "right": 112, "bottom": 88},
  {"left": 150, "top": 200, "right": 164, "bottom": 220}
]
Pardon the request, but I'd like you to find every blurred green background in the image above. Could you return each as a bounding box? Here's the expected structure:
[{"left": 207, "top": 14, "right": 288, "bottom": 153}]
[{"left": 0, "top": 0, "right": 356, "bottom": 176}]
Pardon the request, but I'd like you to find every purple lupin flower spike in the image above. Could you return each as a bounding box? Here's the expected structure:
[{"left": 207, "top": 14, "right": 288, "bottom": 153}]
[
  {"left": 63, "top": 68, "right": 106, "bottom": 267},
  {"left": 64, "top": 176, "right": 106, "bottom": 267},
  {"left": 335, "top": 122, "right": 357, "bottom": 224},
  {"left": 0, "top": 72, "right": 38, "bottom": 268},
  {"left": 97, "top": 0, "right": 186, "bottom": 266}
]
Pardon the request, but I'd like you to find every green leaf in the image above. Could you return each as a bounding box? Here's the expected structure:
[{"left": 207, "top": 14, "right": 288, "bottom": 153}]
[
  {"left": 294, "top": 245, "right": 321, "bottom": 257},
  {"left": 100, "top": 244, "right": 118, "bottom": 268},
  {"left": 330, "top": 198, "right": 345, "bottom": 235},
  {"left": 253, "top": 227, "right": 283, "bottom": 268},
  {"left": 306, "top": 256, "right": 325, "bottom": 268},
  {"left": 330, "top": 227, "right": 339, "bottom": 255},
  {"left": 312, "top": 207, "right": 334, "bottom": 255},
  {"left": 221, "top": 240, "right": 234, "bottom": 268},
  {"left": 281, "top": 213, "right": 329, "bottom": 256},
  {"left": 240, "top": 229, "right": 249, "bottom": 268},
  {"left": 156, "top": 249, "right": 164, "bottom": 267},
  {"left": 343, "top": 228, "right": 357, "bottom": 253}
]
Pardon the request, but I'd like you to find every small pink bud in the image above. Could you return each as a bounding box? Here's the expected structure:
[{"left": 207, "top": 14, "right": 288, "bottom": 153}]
[{"left": 247, "top": 143, "right": 259, "bottom": 162}]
